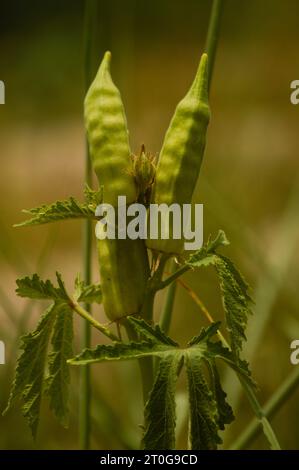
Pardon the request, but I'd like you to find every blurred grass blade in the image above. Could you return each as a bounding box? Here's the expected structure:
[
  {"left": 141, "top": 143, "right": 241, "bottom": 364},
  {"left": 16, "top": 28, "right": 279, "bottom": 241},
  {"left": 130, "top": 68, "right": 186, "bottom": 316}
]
[{"left": 231, "top": 367, "right": 299, "bottom": 449}]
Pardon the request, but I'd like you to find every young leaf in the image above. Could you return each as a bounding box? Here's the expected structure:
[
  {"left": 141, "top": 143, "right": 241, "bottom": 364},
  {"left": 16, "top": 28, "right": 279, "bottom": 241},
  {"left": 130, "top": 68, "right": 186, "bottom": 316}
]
[
  {"left": 187, "top": 230, "right": 228, "bottom": 268},
  {"left": 142, "top": 353, "right": 182, "bottom": 450},
  {"left": 16, "top": 273, "right": 68, "bottom": 301},
  {"left": 187, "top": 232, "right": 252, "bottom": 356},
  {"left": 74, "top": 276, "right": 102, "bottom": 304},
  {"left": 45, "top": 304, "right": 73, "bottom": 427},
  {"left": 3, "top": 303, "right": 58, "bottom": 437},
  {"left": 214, "top": 254, "right": 252, "bottom": 356},
  {"left": 15, "top": 197, "right": 96, "bottom": 227},
  {"left": 185, "top": 350, "right": 221, "bottom": 450}
]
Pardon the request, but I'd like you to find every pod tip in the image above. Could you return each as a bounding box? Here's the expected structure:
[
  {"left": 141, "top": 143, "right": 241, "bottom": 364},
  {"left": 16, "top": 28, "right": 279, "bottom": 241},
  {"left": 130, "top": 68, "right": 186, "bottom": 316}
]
[{"left": 104, "top": 50, "right": 112, "bottom": 62}]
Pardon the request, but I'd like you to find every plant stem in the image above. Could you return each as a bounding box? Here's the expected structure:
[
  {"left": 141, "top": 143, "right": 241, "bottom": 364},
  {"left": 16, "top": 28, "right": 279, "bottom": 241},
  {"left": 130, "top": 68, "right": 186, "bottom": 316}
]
[
  {"left": 159, "top": 261, "right": 177, "bottom": 334},
  {"left": 72, "top": 301, "right": 118, "bottom": 342},
  {"left": 124, "top": 319, "right": 154, "bottom": 404},
  {"left": 159, "top": 265, "right": 190, "bottom": 290},
  {"left": 205, "top": 0, "right": 224, "bottom": 93},
  {"left": 231, "top": 367, "right": 299, "bottom": 450},
  {"left": 80, "top": 0, "right": 98, "bottom": 450}
]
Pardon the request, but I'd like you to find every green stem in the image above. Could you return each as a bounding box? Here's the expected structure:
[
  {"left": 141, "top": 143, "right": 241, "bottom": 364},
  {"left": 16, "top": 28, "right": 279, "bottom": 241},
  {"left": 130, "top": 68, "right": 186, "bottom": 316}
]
[
  {"left": 124, "top": 320, "right": 154, "bottom": 404},
  {"left": 231, "top": 367, "right": 299, "bottom": 450},
  {"left": 80, "top": 0, "right": 98, "bottom": 450},
  {"left": 159, "top": 265, "right": 190, "bottom": 290},
  {"left": 216, "top": 332, "right": 280, "bottom": 449},
  {"left": 204, "top": 0, "right": 224, "bottom": 92},
  {"left": 159, "top": 261, "right": 177, "bottom": 334},
  {"left": 72, "top": 301, "right": 118, "bottom": 342}
]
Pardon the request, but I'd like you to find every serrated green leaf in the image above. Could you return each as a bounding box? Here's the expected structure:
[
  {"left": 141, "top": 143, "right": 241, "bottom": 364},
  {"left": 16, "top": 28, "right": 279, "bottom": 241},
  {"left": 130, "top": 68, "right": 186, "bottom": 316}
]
[
  {"left": 3, "top": 303, "right": 58, "bottom": 437},
  {"left": 127, "top": 317, "right": 179, "bottom": 347},
  {"left": 207, "top": 360, "right": 234, "bottom": 430},
  {"left": 68, "top": 339, "right": 177, "bottom": 366},
  {"left": 74, "top": 275, "right": 102, "bottom": 304},
  {"left": 207, "top": 229, "right": 230, "bottom": 252},
  {"left": 214, "top": 254, "right": 252, "bottom": 356},
  {"left": 15, "top": 197, "right": 97, "bottom": 227},
  {"left": 187, "top": 232, "right": 252, "bottom": 357},
  {"left": 185, "top": 350, "right": 221, "bottom": 450},
  {"left": 142, "top": 353, "right": 182, "bottom": 450},
  {"left": 188, "top": 322, "right": 221, "bottom": 347},
  {"left": 203, "top": 340, "right": 255, "bottom": 388},
  {"left": 45, "top": 303, "right": 73, "bottom": 427},
  {"left": 84, "top": 184, "right": 103, "bottom": 207},
  {"left": 16, "top": 273, "right": 68, "bottom": 301},
  {"left": 187, "top": 230, "right": 228, "bottom": 268}
]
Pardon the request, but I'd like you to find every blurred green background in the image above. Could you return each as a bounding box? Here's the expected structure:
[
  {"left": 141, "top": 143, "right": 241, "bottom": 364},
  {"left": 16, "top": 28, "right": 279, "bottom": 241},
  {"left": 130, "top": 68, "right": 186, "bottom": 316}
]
[{"left": 0, "top": 0, "right": 299, "bottom": 450}]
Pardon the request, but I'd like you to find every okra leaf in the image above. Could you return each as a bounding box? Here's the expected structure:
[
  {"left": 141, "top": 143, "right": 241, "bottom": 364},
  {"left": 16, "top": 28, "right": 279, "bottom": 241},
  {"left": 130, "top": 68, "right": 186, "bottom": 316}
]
[
  {"left": 68, "top": 340, "right": 178, "bottom": 366},
  {"left": 187, "top": 230, "right": 228, "bottom": 268},
  {"left": 84, "top": 184, "right": 103, "bottom": 207},
  {"left": 15, "top": 197, "right": 97, "bottom": 227},
  {"left": 188, "top": 322, "right": 221, "bottom": 346},
  {"left": 214, "top": 254, "right": 252, "bottom": 356},
  {"left": 188, "top": 325, "right": 255, "bottom": 388},
  {"left": 74, "top": 276, "right": 102, "bottom": 304},
  {"left": 45, "top": 303, "right": 73, "bottom": 427},
  {"left": 142, "top": 353, "right": 182, "bottom": 450},
  {"left": 207, "top": 359, "right": 234, "bottom": 430},
  {"left": 187, "top": 232, "right": 252, "bottom": 357},
  {"left": 127, "top": 317, "right": 179, "bottom": 346},
  {"left": 3, "top": 303, "right": 58, "bottom": 437},
  {"left": 16, "top": 272, "right": 69, "bottom": 301},
  {"left": 185, "top": 350, "right": 221, "bottom": 450}
]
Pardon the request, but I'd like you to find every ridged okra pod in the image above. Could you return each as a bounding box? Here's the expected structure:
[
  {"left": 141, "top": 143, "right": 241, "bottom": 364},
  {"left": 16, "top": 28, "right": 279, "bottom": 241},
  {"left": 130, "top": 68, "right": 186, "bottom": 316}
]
[
  {"left": 96, "top": 237, "right": 149, "bottom": 321},
  {"left": 85, "top": 51, "right": 137, "bottom": 206},
  {"left": 85, "top": 52, "right": 149, "bottom": 321},
  {"left": 146, "top": 53, "right": 210, "bottom": 254}
]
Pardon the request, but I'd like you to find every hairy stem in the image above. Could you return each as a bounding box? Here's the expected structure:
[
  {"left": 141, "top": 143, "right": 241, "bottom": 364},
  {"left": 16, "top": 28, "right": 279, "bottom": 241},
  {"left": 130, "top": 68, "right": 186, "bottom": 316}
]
[
  {"left": 124, "top": 319, "right": 154, "bottom": 404},
  {"left": 159, "top": 261, "right": 177, "bottom": 334},
  {"left": 72, "top": 300, "right": 118, "bottom": 342}
]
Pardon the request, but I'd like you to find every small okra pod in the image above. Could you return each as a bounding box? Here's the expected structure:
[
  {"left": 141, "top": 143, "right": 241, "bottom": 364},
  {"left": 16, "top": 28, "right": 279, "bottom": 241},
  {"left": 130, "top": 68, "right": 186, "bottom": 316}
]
[
  {"left": 146, "top": 53, "right": 210, "bottom": 254},
  {"left": 96, "top": 236, "right": 150, "bottom": 321}
]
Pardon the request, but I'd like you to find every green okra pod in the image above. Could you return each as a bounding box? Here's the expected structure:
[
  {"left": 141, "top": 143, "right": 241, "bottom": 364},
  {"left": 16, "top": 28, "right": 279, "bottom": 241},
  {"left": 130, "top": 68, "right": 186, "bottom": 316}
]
[
  {"left": 147, "top": 53, "right": 210, "bottom": 254},
  {"left": 85, "top": 52, "right": 149, "bottom": 321},
  {"left": 85, "top": 51, "right": 137, "bottom": 206}
]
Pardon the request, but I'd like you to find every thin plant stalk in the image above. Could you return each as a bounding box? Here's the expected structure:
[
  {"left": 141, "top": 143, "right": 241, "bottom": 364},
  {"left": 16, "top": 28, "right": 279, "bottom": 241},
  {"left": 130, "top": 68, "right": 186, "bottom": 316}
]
[
  {"left": 204, "top": 0, "right": 224, "bottom": 92},
  {"left": 159, "top": 260, "right": 177, "bottom": 334},
  {"left": 80, "top": 0, "right": 98, "bottom": 450},
  {"left": 231, "top": 367, "right": 299, "bottom": 450}
]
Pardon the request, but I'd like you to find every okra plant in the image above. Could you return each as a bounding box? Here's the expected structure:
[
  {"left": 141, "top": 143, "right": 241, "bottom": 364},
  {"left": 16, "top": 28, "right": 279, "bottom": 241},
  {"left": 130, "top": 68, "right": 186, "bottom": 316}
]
[{"left": 3, "top": 50, "right": 281, "bottom": 450}]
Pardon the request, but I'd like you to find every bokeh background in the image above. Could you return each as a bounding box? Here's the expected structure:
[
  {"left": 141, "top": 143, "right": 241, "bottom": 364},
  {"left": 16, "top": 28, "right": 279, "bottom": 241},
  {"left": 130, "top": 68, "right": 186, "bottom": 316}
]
[{"left": 0, "top": 0, "right": 299, "bottom": 450}]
